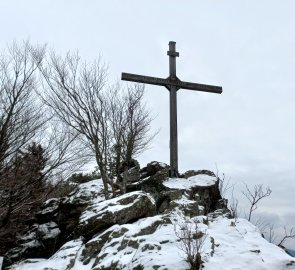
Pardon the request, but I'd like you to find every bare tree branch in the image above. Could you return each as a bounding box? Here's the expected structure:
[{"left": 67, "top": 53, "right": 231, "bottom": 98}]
[
  {"left": 241, "top": 184, "right": 272, "bottom": 222},
  {"left": 0, "top": 40, "right": 46, "bottom": 169},
  {"left": 278, "top": 226, "right": 295, "bottom": 247},
  {"left": 0, "top": 41, "right": 84, "bottom": 255}
]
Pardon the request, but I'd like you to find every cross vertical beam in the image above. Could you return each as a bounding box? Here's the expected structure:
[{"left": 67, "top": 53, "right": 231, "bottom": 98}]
[{"left": 167, "top": 41, "right": 179, "bottom": 177}]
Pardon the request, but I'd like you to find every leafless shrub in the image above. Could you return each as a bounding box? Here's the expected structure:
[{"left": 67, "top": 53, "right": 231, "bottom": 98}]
[
  {"left": 252, "top": 216, "right": 269, "bottom": 234},
  {"left": 47, "top": 180, "right": 76, "bottom": 198},
  {"left": 264, "top": 224, "right": 295, "bottom": 250},
  {"left": 174, "top": 217, "right": 207, "bottom": 270},
  {"left": 277, "top": 226, "right": 295, "bottom": 247}
]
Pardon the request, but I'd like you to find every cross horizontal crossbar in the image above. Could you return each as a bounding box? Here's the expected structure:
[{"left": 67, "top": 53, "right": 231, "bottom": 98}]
[{"left": 121, "top": 72, "right": 222, "bottom": 94}]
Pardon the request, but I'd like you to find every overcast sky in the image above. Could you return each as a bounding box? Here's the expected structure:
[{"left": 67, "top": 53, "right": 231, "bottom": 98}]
[{"left": 0, "top": 0, "right": 294, "bottom": 247}]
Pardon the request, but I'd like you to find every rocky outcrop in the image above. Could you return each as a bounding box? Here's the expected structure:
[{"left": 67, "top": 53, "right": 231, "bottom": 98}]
[
  {"left": 80, "top": 215, "right": 178, "bottom": 269},
  {"left": 5, "top": 180, "right": 106, "bottom": 264},
  {"left": 7, "top": 162, "right": 294, "bottom": 270},
  {"left": 6, "top": 164, "right": 223, "bottom": 266},
  {"left": 138, "top": 168, "right": 222, "bottom": 217},
  {"left": 6, "top": 221, "right": 61, "bottom": 262},
  {"left": 162, "top": 175, "right": 222, "bottom": 214}
]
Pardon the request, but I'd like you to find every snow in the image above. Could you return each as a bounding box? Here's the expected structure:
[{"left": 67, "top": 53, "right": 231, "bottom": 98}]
[
  {"left": 174, "top": 194, "right": 197, "bottom": 205},
  {"left": 163, "top": 174, "right": 217, "bottom": 189},
  {"left": 67, "top": 179, "right": 106, "bottom": 204},
  {"left": 37, "top": 222, "right": 60, "bottom": 239},
  {"left": 202, "top": 217, "right": 295, "bottom": 270}
]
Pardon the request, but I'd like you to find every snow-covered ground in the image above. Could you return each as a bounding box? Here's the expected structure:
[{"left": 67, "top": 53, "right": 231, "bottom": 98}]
[
  {"left": 9, "top": 176, "right": 295, "bottom": 270},
  {"left": 11, "top": 217, "right": 295, "bottom": 270}
]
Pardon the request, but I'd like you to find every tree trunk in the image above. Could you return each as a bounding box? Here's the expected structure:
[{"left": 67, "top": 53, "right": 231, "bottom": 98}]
[{"left": 95, "top": 152, "right": 110, "bottom": 199}]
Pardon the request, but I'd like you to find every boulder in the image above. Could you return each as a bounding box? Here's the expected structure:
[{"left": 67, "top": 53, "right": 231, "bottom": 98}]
[
  {"left": 138, "top": 171, "right": 222, "bottom": 216},
  {"left": 162, "top": 174, "right": 222, "bottom": 214},
  {"left": 122, "top": 165, "right": 140, "bottom": 183},
  {"left": 139, "top": 161, "right": 169, "bottom": 179},
  {"left": 77, "top": 191, "right": 157, "bottom": 240},
  {"left": 6, "top": 221, "right": 61, "bottom": 263},
  {"left": 34, "top": 198, "right": 61, "bottom": 224}
]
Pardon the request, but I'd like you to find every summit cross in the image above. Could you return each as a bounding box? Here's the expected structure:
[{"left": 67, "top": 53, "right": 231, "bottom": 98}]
[{"left": 121, "top": 41, "right": 222, "bottom": 178}]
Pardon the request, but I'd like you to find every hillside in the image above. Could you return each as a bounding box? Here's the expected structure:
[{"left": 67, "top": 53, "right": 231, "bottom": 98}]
[{"left": 6, "top": 162, "right": 295, "bottom": 270}]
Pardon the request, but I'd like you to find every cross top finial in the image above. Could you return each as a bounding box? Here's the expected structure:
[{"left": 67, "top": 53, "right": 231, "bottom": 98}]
[{"left": 167, "top": 41, "right": 179, "bottom": 57}]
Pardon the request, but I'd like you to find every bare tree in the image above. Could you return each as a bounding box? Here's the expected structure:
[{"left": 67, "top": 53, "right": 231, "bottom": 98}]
[
  {"left": 0, "top": 41, "right": 46, "bottom": 170},
  {"left": 241, "top": 184, "right": 272, "bottom": 222},
  {"left": 0, "top": 41, "right": 83, "bottom": 255},
  {"left": 39, "top": 120, "right": 87, "bottom": 181},
  {"left": 40, "top": 52, "right": 154, "bottom": 198},
  {"left": 0, "top": 41, "right": 46, "bottom": 235},
  {"left": 39, "top": 52, "right": 112, "bottom": 198},
  {"left": 108, "top": 84, "right": 155, "bottom": 193}
]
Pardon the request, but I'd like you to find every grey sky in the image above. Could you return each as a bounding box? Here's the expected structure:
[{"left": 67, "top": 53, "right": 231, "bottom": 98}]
[{"left": 0, "top": 0, "right": 294, "bottom": 247}]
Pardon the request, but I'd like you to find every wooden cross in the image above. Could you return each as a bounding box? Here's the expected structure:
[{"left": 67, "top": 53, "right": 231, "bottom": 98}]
[{"left": 121, "top": 41, "right": 222, "bottom": 177}]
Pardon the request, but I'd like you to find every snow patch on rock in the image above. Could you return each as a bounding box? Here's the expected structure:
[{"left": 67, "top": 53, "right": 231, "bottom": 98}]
[
  {"left": 163, "top": 174, "right": 217, "bottom": 189},
  {"left": 80, "top": 191, "right": 155, "bottom": 224},
  {"left": 10, "top": 239, "right": 84, "bottom": 270}
]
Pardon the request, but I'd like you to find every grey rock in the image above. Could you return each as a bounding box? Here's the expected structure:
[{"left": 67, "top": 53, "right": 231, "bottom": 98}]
[
  {"left": 182, "top": 169, "right": 215, "bottom": 179},
  {"left": 140, "top": 161, "right": 169, "bottom": 179},
  {"left": 77, "top": 191, "right": 157, "bottom": 240},
  {"left": 6, "top": 222, "right": 61, "bottom": 262}
]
